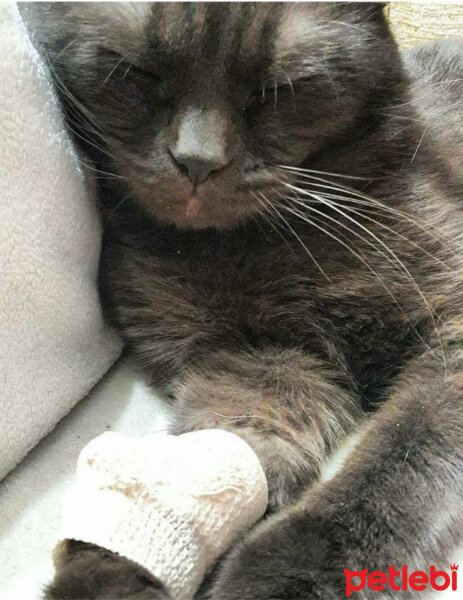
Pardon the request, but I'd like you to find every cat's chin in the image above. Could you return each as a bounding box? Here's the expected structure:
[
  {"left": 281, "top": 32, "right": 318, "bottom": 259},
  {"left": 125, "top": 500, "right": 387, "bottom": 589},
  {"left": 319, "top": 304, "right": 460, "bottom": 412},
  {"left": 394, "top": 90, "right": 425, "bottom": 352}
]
[
  {"left": 151, "top": 195, "right": 254, "bottom": 231},
  {"left": 129, "top": 170, "right": 281, "bottom": 231},
  {"left": 168, "top": 211, "right": 246, "bottom": 231}
]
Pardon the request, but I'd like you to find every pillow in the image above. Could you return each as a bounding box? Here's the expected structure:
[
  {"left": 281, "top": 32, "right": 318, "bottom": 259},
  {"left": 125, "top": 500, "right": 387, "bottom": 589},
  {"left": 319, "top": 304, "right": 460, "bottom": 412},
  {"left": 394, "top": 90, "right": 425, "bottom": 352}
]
[
  {"left": 388, "top": 2, "right": 463, "bottom": 47},
  {"left": 0, "top": 3, "right": 122, "bottom": 480}
]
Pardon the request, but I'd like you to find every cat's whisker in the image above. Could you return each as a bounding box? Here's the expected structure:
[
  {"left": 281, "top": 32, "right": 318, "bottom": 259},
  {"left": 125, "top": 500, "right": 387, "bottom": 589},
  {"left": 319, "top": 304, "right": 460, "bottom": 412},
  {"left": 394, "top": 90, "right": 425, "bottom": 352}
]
[
  {"left": 54, "top": 38, "right": 78, "bottom": 60},
  {"left": 302, "top": 191, "right": 454, "bottom": 272},
  {"left": 273, "top": 75, "right": 278, "bottom": 112},
  {"left": 410, "top": 125, "right": 428, "bottom": 164},
  {"left": 281, "top": 180, "right": 455, "bottom": 272},
  {"left": 79, "top": 160, "right": 127, "bottom": 181},
  {"left": 257, "top": 191, "right": 332, "bottom": 283},
  {"left": 101, "top": 52, "right": 131, "bottom": 87},
  {"left": 278, "top": 167, "right": 452, "bottom": 246},
  {"left": 283, "top": 185, "right": 416, "bottom": 279},
  {"left": 53, "top": 100, "right": 117, "bottom": 163},
  {"left": 105, "top": 192, "right": 135, "bottom": 222},
  {"left": 122, "top": 63, "right": 133, "bottom": 79},
  {"left": 257, "top": 190, "right": 309, "bottom": 251},
  {"left": 276, "top": 199, "right": 432, "bottom": 352},
  {"left": 46, "top": 53, "right": 105, "bottom": 134},
  {"left": 211, "top": 411, "right": 283, "bottom": 424},
  {"left": 252, "top": 192, "right": 292, "bottom": 247},
  {"left": 276, "top": 201, "right": 400, "bottom": 300},
  {"left": 43, "top": 49, "right": 119, "bottom": 163},
  {"left": 276, "top": 68, "right": 296, "bottom": 111},
  {"left": 379, "top": 112, "right": 423, "bottom": 123},
  {"left": 248, "top": 210, "right": 268, "bottom": 238},
  {"left": 62, "top": 120, "right": 117, "bottom": 165},
  {"left": 382, "top": 99, "right": 415, "bottom": 111},
  {"left": 253, "top": 194, "right": 290, "bottom": 243},
  {"left": 277, "top": 164, "right": 371, "bottom": 181},
  {"left": 283, "top": 185, "right": 444, "bottom": 359},
  {"left": 286, "top": 183, "right": 438, "bottom": 301},
  {"left": 285, "top": 183, "right": 458, "bottom": 322},
  {"left": 285, "top": 179, "right": 386, "bottom": 209}
]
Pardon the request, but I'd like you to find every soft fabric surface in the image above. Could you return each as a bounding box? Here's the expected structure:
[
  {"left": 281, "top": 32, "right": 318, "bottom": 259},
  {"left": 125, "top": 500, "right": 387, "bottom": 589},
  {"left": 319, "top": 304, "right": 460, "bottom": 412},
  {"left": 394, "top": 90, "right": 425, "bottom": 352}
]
[
  {"left": 0, "top": 2, "right": 122, "bottom": 480},
  {"left": 388, "top": 3, "right": 463, "bottom": 47},
  {"left": 0, "top": 359, "right": 171, "bottom": 600},
  {"left": 60, "top": 429, "right": 268, "bottom": 599}
]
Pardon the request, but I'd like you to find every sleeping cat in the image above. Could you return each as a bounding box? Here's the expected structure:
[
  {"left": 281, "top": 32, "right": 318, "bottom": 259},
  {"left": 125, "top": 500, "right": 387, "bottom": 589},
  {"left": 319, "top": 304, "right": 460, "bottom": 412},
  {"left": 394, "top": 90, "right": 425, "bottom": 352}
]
[{"left": 23, "top": 3, "right": 463, "bottom": 598}]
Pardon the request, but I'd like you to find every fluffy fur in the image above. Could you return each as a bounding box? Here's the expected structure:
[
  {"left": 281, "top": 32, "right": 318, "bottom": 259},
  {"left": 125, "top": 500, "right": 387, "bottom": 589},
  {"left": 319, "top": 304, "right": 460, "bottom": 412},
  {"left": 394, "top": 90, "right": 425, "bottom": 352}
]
[{"left": 23, "top": 3, "right": 463, "bottom": 598}]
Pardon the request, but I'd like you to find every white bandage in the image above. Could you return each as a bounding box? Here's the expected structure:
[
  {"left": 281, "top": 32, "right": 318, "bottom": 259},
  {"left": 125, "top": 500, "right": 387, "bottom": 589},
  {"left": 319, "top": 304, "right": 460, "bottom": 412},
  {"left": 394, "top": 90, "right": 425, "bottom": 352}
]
[{"left": 59, "top": 429, "right": 268, "bottom": 600}]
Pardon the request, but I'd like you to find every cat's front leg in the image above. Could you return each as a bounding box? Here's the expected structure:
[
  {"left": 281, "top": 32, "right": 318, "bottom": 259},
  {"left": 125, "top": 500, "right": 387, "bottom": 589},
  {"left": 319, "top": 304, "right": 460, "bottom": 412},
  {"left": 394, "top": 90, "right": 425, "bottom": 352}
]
[
  {"left": 210, "top": 329, "right": 463, "bottom": 599},
  {"left": 170, "top": 346, "right": 360, "bottom": 509}
]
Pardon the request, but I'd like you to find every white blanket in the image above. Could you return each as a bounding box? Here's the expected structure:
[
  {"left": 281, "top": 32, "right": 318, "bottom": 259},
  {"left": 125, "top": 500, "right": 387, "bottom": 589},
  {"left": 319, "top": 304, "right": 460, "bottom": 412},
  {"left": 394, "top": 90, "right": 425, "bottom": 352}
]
[{"left": 0, "top": 2, "right": 122, "bottom": 480}]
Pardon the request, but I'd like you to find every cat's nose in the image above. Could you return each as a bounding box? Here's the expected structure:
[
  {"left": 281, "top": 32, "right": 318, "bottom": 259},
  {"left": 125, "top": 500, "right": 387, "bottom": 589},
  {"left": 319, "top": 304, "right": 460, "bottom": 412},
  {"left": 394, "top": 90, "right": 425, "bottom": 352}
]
[
  {"left": 172, "top": 154, "right": 224, "bottom": 186},
  {"left": 169, "top": 107, "right": 231, "bottom": 186}
]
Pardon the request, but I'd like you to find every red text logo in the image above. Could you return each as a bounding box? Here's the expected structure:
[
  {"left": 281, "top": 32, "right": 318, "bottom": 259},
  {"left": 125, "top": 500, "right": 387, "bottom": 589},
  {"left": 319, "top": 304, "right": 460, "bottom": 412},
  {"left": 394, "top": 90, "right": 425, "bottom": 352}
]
[{"left": 344, "top": 564, "right": 458, "bottom": 596}]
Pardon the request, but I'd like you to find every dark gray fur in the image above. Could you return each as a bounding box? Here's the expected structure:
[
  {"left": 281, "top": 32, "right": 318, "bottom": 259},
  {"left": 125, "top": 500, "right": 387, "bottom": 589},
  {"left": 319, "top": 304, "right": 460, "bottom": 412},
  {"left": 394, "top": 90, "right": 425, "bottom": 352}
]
[{"left": 22, "top": 3, "right": 463, "bottom": 598}]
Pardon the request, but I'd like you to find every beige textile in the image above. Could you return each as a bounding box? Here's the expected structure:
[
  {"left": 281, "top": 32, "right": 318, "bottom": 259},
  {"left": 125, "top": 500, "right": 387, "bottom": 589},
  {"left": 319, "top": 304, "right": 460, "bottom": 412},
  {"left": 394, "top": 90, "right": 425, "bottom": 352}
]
[{"left": 387, "top": 2, "right": 463, "bottom": 47}]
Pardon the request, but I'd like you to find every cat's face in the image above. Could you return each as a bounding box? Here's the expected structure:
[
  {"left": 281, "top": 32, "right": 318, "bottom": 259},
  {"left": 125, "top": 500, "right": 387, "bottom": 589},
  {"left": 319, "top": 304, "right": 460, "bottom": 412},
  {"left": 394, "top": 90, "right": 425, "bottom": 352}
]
[{"left": 38, "top": 2, "right": 396, "bottom": 229}]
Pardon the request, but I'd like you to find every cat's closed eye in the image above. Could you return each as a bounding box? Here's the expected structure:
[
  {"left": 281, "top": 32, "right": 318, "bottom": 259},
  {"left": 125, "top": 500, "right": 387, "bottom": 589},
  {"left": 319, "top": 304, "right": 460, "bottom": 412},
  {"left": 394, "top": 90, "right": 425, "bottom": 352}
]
[
  {"left": 244, "top": 74, "right": 317, "bottom": 118},
  {"left": 243, "top": 82, "right": 292, "bottom": 116},
  {"left": 101, "top": 50, "right": 173, "bottom": 103}
]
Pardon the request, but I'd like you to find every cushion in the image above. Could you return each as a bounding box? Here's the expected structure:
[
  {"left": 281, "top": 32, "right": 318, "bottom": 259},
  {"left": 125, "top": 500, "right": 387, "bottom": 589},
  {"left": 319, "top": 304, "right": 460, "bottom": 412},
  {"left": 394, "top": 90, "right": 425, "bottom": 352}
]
[{"left": 0, "top": 3, "right": 122, "bottom": 480}]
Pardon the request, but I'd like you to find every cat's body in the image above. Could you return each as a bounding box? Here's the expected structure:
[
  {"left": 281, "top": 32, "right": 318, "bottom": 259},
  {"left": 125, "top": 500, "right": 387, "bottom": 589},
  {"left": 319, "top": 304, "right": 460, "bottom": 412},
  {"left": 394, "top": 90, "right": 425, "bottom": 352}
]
[
  {"left": 405, "top": 39, "right": 463, "bottom": 176},
  {"left": 24, "top": 3, "right": 463, "bottom": 598}
]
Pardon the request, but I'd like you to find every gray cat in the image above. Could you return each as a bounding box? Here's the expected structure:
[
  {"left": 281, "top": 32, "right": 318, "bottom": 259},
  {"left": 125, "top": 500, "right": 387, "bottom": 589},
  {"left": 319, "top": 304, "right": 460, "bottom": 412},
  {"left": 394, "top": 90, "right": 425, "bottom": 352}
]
[{"left": 22, "top": 3, "right": 463, "bottom": 598}]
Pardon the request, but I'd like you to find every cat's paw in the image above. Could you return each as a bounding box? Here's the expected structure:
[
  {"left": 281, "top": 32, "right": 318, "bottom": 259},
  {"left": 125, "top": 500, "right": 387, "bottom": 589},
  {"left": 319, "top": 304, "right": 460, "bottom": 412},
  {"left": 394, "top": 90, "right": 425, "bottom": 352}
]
[
  {"left": 45, "top": 541, "right": 169, "bottom": 599},
  {"left": 209, "top": 509, "right": 344, "bottom": 600}
]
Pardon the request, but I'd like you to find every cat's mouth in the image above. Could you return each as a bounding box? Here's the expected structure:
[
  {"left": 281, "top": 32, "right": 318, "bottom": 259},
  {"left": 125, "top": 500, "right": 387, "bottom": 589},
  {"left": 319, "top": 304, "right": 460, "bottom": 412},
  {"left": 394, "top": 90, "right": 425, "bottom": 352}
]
[
  {"left": 125, "top": 162, "right": 285, "bottom": 230},
  {"left": 168, "top": 190, "right": 249, "bottom": 230},
  {"left": 151, "top": 184, "right": 268, "bottom": 230},
  {"left": 169, "top": 178, "right": 285, "bottom": 230}
]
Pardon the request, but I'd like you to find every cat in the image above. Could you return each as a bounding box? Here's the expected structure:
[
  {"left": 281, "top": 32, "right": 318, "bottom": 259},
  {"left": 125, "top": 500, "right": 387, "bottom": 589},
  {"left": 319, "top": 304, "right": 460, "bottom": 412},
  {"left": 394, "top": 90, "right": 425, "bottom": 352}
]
[{"left": 23, "top": 3, "right": 463, "bottom": 598}]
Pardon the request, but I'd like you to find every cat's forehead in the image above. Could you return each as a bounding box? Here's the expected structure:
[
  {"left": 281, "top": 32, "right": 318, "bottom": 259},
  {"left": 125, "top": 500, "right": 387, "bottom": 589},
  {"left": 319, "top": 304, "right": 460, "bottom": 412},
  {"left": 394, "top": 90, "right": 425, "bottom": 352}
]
[
  {"left": 87, "top": 3, "right": 322, "bottom": 74},
  {"left": 114, "top": 3, "right": 278, "bottom": 66}
]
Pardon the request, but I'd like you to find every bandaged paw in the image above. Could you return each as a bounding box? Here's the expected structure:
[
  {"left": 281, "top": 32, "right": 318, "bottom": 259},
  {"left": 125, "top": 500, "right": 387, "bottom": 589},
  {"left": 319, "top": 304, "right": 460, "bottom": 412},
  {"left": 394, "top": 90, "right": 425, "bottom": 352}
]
[{"left": 59, "top": 429, "right": 268, "bottom": 600}]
